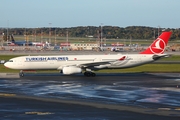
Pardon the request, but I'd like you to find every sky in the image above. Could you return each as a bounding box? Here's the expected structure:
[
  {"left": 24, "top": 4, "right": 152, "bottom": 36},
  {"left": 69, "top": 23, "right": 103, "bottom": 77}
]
[{"left": 0, "top": 0, "right": 179, "bottom": 28}]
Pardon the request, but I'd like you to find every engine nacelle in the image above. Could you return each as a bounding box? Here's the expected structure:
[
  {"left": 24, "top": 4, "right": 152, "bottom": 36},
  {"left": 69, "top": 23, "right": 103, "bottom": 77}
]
[{"left": 62, "top": 66, "right": 82, "bottom": 75}]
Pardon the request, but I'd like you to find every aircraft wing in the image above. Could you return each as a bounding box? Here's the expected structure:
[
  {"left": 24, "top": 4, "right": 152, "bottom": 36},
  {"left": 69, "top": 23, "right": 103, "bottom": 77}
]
[
  {"left": 78, "top": 56, "right": 128, "bottom": 68},
  {"left": 77, "top": 61, "right": 114, "bottom": 68},
  {"left": 57, "top": 60, "right": 115, "bottom": 70}
]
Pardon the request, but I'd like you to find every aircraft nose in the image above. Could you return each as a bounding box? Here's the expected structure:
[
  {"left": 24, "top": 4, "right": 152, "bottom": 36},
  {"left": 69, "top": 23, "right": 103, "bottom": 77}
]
[{"left": 4, "top": 62, "right": 9, "bottom": 68}]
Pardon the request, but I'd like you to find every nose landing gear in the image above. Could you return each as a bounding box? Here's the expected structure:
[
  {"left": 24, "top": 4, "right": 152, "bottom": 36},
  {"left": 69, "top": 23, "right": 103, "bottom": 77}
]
[{"left": 19, "top": 70, "right": 24, "bottom": 77}]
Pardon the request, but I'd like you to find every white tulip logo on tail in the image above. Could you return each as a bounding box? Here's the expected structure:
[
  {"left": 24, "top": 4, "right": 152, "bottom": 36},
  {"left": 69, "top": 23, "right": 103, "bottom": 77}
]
[
  {"left": 149, "top": 38, "right": 166, "bottom": 54},
  {"left": 140, "top": 32, "right": 171, "bottom": 54}
]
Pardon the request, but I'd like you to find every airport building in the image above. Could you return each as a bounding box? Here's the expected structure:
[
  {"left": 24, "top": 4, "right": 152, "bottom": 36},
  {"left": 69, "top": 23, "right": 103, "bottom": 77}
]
[{"left": 70, "top": 43, "right": 99, "bottom": 50}]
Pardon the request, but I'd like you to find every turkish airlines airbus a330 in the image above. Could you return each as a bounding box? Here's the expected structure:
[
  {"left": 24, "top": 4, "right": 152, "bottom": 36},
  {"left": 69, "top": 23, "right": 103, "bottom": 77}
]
[{"left": 4, "top": 31, "right": 172, "bottom": 77}]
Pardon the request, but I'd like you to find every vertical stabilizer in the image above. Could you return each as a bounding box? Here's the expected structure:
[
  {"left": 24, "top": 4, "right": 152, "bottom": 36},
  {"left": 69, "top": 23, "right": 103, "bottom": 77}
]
[
  {"left": 10, "top": 34, "right": 15, "bottom": 43},
  {"left": 140, "top": 32, "right": 172, "bottom": 54}
]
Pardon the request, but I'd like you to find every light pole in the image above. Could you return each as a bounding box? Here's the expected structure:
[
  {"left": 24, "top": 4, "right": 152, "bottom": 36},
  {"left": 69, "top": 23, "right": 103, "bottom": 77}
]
[
  {"left": 158, "top": 26, "right": 160, "bottom": 36},
  {"left": 41, "top": 29, "right": 43, "bottom": 43},
  {"left": 100, "top": 23, "right": 103, "bottom": 51},
  {"left": 55, "top": 28, "right": 57, "bottom": 46},
  {"left": 66, "top": 30, "right": 68, "bottom": 49},
  {"left": 49, "top": 23, "right": 51, "bottom": 44},
  {"left": 7, "top": 20, "right": 9, "bottom": 42},
  {"left": 35, "top": 28, "right": 37, "bottom": 42}
]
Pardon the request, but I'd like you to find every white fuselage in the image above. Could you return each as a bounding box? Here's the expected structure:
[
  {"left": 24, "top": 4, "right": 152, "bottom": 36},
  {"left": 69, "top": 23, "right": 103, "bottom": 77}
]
[{"left": 4, "top": 54, "right": 155, "bottom": 70}]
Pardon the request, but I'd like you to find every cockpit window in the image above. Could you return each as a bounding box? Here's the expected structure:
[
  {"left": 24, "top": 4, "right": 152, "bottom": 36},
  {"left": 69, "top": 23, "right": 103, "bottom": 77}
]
[{"left": 8, "top": 60, "right": 13, "bottom": 62}]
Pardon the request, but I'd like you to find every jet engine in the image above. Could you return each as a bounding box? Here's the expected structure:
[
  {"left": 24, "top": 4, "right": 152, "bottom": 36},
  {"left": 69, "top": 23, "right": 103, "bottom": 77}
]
[{"left": 62, "top": 66, "right": 82, "bottom": 75}]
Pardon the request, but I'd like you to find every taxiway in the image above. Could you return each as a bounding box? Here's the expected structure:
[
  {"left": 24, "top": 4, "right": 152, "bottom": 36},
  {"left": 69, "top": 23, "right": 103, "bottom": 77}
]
[{"left": 0, "top": 73, "right": 180, "bottom": 119}]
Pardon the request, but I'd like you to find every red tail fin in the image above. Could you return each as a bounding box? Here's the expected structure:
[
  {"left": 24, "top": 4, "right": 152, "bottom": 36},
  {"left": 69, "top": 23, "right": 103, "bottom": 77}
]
[{"left": 140, "top": 31, "right": 172, "bottom": 54}]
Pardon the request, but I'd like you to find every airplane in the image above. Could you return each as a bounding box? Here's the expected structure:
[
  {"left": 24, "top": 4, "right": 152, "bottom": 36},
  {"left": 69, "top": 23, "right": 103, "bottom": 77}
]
[
  {"left": 32, "top": 41, "right": 51, "bottom": 47},
  {"left": 32, "top": 42, "right": 45, "bottom": 46},
  {"left": 4, "top": 31, "right": 172, "bottom": 77},
  {"left": 7, "top": 34, "right": 33, "bottom": 46}
]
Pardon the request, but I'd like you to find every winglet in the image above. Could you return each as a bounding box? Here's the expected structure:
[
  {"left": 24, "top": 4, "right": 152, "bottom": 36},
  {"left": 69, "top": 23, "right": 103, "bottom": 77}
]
[{"left": 140, "top": 31, "right": 172, "bottom": 54}]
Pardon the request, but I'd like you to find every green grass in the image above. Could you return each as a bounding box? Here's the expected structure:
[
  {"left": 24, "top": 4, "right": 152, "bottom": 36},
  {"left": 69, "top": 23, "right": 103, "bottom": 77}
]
[
  {"left": 1, "top": 65, "right": 19, "bottom": 73},
  {"left": 160, "top": 55, "right": 180, "bottom": 61},
  {"left": 0, "top": 55, "right": 20, "bottom": 61},
  {"left": 98, "top": 64, "right": 180, "bottom": 73}
]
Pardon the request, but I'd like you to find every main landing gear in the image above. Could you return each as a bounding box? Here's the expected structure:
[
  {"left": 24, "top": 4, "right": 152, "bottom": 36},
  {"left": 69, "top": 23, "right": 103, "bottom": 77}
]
[
  {"left": 84, "top": 71, "right": 96, "bottom": 77},
  {"left": 19, "top": 70, "right": 24, "bottom": 77}
]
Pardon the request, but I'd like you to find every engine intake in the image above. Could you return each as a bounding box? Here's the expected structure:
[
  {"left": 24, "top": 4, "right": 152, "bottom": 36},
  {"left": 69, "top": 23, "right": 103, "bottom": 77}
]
[{"left": 62, "top": 66, "right": 82, "bottom": 75}]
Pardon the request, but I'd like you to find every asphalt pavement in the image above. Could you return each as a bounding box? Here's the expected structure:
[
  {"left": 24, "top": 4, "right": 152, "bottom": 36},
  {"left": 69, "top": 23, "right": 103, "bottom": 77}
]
[{"left": 0, "top": 73, "right": 180, "bottom": 120}]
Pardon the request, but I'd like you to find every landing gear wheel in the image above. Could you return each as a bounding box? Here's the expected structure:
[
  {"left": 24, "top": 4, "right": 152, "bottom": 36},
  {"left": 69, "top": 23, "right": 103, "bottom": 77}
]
[
  {"left": 19, "top": 73, "right": 24, "bottom": 77},
  {"left": 91, "top": 72, "right": 96, "bottom": 77},
  {"left": 19, "top": 70, "right": 24, "bottom": 77},
  {"left": 84, "top": 72, "right": 88, "bottom": 76},
  {"left": 84, "top": 71, "right": 96, "bottom": 77}
]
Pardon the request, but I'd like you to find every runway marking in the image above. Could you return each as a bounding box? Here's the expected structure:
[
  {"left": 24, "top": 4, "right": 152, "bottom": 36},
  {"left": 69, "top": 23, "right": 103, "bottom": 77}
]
[
  {"left": 175, "top": 108, "right": 180, "bottom": 111},
  {"left": 150, "top": 87, "right": 180, "bottom": 92},
  {"left": 0, "top": 93, "right": 16, "bottom": 97},
  {"left": 25, "top": 111, "right": 54, "bottom": 115},
  {"left": 1, "top": 93, "right": 179, "bottom": 117},
  {"left": 158, "top": 108, "right": 171, "bottom": 111}
]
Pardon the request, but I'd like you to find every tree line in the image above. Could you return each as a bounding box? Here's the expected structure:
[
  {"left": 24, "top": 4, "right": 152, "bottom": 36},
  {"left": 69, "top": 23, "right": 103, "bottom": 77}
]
[{"left": 0, "top": 26, "right": 180, "bottom": 41}]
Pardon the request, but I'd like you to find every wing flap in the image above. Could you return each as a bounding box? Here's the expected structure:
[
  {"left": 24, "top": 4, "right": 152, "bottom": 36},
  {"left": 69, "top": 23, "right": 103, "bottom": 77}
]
[{"left": 78, "top": 61, "right": 114, "bottom": 68}]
